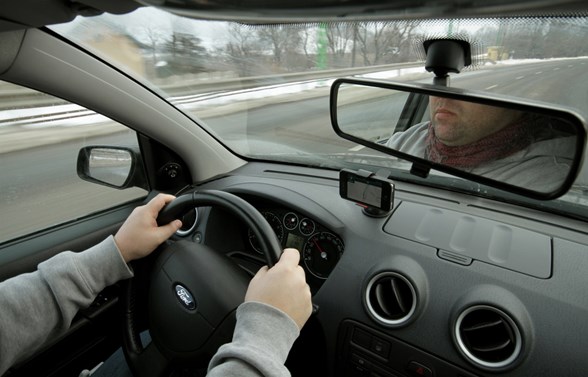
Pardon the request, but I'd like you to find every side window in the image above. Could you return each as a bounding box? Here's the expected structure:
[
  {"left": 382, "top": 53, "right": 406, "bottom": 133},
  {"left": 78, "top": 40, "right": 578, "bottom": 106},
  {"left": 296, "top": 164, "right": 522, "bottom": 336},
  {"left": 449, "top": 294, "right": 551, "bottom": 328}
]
[{"left": 0, "top": 81, "right": 147, "bottom": 244}]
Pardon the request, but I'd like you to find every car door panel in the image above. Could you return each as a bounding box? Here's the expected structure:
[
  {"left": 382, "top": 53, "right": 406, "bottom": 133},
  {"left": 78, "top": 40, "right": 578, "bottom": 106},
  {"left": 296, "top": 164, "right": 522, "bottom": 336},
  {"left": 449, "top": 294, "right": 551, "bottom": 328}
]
[{"left": 0, "top": 200, "right": 143, "bottom": 377}]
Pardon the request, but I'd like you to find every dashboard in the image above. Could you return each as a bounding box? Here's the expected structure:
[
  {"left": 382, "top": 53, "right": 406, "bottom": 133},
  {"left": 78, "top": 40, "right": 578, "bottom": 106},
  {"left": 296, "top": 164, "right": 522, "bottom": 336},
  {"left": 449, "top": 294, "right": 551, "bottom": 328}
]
[{"left": 171, "top": 162, "right": 588, "bottom": 377}]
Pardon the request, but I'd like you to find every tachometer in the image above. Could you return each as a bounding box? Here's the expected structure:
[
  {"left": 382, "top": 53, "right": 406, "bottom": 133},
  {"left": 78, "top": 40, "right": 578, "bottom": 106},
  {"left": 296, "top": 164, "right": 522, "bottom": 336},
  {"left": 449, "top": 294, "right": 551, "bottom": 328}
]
[
  {"left": 303, "top": 232, "right": 344, "bottom": 279},
  {"left": 248, "top": 212, "right": 284, "bottom": 254}
]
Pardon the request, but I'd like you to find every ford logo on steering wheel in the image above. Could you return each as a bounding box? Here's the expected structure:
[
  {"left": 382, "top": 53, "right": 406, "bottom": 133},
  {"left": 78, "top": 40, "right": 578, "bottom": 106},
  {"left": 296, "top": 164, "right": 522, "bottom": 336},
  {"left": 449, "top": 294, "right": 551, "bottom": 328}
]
[{"left": 174, "top": 284, "right": 197, "bottom": 310}]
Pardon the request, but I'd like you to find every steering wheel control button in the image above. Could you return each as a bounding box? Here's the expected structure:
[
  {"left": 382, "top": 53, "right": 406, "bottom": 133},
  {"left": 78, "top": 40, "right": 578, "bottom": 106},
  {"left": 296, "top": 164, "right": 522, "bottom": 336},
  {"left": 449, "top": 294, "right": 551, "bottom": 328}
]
[{"left": 174, "top": 284, "right": 197, "bottom": 310}]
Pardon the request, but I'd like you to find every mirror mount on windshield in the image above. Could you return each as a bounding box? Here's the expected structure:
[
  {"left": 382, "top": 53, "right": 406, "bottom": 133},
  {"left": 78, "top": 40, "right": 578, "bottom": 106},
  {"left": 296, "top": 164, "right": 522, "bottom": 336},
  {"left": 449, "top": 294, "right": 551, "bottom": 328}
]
[
  {"left": 409, "top": 162, "right": 431, "bottom": 179},
  {"left": 330, "top": 78, "right": 586, "bottom": 200},
  {"left": 424, "top": 38, "right": 473, "bottom": 87}
]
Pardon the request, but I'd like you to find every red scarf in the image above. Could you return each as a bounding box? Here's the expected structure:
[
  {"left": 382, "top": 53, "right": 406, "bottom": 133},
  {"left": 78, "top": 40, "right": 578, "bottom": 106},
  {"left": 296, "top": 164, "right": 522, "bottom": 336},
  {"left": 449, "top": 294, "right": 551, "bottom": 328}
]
[{"left": 424, "top": 119, "right": 533, "bottom": 169}]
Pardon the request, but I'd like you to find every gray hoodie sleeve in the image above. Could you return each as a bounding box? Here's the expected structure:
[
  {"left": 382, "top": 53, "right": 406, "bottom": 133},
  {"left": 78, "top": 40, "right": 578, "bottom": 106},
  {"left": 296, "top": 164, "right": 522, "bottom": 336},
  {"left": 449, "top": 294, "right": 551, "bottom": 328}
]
[
  {"left": 0, "top": 236, "right": 133, "bottom": 375},
  {"left": 207, "top": 301, "right": 300, "bottom": 377}
]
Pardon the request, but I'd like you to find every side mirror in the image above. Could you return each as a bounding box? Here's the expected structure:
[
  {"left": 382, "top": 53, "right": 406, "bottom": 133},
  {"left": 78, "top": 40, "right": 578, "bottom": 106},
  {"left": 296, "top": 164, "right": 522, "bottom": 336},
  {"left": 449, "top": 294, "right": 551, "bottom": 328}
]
[
  {"left": 77, "top": 146, "right": 148, "bottom": 189},
  {"left": 330, "top": 78, "right": 586, "bottom": 200}
]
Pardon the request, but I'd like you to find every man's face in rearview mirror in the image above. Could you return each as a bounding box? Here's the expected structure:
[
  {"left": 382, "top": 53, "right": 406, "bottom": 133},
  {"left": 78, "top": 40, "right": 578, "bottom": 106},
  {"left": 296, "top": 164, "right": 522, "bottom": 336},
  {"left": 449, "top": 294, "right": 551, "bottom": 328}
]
[
  {"left": 384, "top": 95, "right": 578, "bottom": 193},
  {"left": 429, "top": 96, "right": 524, "bottom": 146}
]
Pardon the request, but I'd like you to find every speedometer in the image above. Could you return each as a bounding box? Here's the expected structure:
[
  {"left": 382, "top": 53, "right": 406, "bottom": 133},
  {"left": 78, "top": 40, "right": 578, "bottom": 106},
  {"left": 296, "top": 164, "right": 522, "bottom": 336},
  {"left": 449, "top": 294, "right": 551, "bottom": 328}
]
[{"left": 303, "top": 232, "right": 344, "bottom": 279}]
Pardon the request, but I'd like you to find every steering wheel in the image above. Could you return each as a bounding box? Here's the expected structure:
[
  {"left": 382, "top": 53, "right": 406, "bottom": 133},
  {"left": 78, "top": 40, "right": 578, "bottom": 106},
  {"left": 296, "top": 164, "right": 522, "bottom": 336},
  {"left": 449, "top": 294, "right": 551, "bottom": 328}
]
[{"left": 121, "top": 189, "right": 282, "bottom": 377}]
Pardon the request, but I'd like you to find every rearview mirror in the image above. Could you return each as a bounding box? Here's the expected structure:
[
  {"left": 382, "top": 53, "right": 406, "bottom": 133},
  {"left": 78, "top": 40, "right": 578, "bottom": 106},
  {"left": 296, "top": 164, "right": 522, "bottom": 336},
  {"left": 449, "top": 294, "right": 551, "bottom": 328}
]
[{"left": 330, "top": 78, "right": 586, "bottom": 200}]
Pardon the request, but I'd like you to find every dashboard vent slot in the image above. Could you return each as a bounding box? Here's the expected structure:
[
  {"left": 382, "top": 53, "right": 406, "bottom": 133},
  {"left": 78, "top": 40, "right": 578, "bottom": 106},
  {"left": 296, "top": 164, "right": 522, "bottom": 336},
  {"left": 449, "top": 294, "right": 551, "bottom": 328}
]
[
  {"left": 455, "top": 305, "right": 522, "bottom": 370},
  {"left": 365, "top": 272, "right": 416, "bottom": 326}
]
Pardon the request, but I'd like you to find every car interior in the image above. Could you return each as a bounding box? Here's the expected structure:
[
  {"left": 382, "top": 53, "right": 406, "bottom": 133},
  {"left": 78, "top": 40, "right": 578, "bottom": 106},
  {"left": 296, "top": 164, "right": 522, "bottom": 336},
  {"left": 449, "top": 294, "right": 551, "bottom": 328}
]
[{"left": 1, "top": 0, "right": 588, "bottom": 377}]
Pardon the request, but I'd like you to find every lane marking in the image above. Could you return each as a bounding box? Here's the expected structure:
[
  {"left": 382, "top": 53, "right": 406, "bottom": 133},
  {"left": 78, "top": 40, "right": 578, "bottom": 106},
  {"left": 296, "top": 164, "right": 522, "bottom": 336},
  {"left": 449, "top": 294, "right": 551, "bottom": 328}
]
[
  {"left": 516, "top": 76, "right": 525, "bottom": 80},
  {"left": 485, "top": 84, "right": 498, "bottom": 90},
  {"left": 349, "top": 145, "right": 365, "bottom": 152}
]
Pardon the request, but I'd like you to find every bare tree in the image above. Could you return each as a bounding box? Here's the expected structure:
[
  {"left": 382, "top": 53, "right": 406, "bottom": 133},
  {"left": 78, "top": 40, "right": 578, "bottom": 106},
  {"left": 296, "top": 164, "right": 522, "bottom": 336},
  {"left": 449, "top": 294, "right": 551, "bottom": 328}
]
[
  {"left": 256, "top": 26, "right": 302, "bottom": 70},
  {"left": 223, "top": 23, "right": 264, "bottom": 76},
  {"left": 225, "top": 24, "right": 256, "bottom": 56},
  {"left": 142, "top": 25, "right": 166, "bottom": 64},
  {"left": 543, "top": 19, "right": 588, "bottom": 58},
  {"left": 299, "top": 27, "right": 315, "bottom": 69},
  {"left": 500, "top": 20, "right": 547, "bottom": 59},
  {"left": 356, "top": 21, "right": 419, "bottom": 66},
  {"left": 325, "top": 23, "right": 354, "bottom": 59}
]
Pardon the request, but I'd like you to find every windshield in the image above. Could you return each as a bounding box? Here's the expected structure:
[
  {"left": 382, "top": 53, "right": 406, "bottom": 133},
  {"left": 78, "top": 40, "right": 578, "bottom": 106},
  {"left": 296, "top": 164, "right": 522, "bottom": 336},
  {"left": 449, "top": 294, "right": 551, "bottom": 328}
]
[{"left": 50, "top": 9, "right": 588, "bottom": 218}]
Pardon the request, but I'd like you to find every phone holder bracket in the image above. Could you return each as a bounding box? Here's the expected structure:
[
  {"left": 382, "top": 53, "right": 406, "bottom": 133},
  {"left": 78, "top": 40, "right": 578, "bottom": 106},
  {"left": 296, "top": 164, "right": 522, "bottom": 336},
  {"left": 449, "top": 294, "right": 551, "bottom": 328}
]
[{"left": 339, "top": 168, "right": 395, "bottom": 218}]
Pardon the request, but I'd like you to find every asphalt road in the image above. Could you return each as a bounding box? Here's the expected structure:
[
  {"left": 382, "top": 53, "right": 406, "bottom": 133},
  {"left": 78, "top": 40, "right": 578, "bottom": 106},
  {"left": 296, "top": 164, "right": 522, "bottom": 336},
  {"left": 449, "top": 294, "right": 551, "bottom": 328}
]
[{"left": 2, "top": 58, "right": 587, "bottom": 242}]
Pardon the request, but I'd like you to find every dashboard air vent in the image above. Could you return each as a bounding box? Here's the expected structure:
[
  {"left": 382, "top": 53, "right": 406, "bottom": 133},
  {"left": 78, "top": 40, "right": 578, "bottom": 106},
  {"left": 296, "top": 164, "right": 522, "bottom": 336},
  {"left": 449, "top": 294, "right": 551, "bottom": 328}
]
[
  {"left": 365, "top": 272, "right": 417, "bottom": 326},
  {"left": 454, "top": 305, "right": 522, "bottom": 370},
  {"left": 176, "top": 207, "right": 198, "bottom": 237}
]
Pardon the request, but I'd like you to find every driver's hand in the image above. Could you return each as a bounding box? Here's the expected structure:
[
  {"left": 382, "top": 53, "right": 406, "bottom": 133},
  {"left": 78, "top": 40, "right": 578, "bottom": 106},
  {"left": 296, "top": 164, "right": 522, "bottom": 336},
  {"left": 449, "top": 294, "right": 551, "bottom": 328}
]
[
  {"left": 114, "top": 193, "right": 182, "bottom": 263},
  {"left": 245, "top": 248, "right": 312, "bottom": 329}
]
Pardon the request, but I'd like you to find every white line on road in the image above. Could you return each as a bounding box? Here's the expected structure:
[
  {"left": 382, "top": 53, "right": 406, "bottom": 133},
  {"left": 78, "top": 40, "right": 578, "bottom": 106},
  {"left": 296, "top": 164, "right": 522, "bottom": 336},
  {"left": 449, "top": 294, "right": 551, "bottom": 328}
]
[{"left": 349, "top": 145, "right": 365, "bottom": 152}]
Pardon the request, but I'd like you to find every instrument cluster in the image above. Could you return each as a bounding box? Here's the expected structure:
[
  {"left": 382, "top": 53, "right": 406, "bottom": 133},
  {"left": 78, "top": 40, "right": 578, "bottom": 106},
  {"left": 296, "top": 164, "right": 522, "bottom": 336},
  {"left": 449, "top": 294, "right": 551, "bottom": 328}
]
[{"left": 247, "top": 207, "right": 344, "bottom": 280}]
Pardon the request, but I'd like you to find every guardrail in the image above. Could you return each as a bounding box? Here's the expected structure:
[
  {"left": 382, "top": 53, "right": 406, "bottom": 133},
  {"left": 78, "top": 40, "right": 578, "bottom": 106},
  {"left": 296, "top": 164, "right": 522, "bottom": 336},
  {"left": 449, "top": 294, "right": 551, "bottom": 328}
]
[
  {"left": 0, "top": 62, "right": 424, "bottom": 110},
  {"left": 156, "top": 61, "right": 425, "bottom": 96}
]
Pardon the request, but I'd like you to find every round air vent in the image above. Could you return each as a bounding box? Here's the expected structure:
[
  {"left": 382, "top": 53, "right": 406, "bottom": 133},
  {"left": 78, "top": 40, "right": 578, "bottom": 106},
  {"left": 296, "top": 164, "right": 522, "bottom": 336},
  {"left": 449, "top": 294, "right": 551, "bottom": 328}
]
[
  {"left": 365, "top": 272, "right": 417, "bottom": 326},
  {"left": 176, "top": 207, "right": 199, "bottom": 237},
  {"left": 454, "top": 305, "right": 523, "bottom": 370}
]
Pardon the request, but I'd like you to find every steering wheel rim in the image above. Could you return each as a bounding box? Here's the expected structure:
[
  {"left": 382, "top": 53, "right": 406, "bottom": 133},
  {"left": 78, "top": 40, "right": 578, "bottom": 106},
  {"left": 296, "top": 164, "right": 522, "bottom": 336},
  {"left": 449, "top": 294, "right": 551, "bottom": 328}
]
[{"left": 121, "top": 189, "right": 283, "bottom": 377}]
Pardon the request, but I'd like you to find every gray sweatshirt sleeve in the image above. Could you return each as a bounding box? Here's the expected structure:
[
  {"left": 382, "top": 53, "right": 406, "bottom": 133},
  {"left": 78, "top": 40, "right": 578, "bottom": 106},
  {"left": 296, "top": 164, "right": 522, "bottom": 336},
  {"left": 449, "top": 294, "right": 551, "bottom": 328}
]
[
  {"left": 0, "top": 236, "right": 133, "bottom": 375},
  {"left": 207, "top": 301, "right": 300, "bottom": 377}
]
